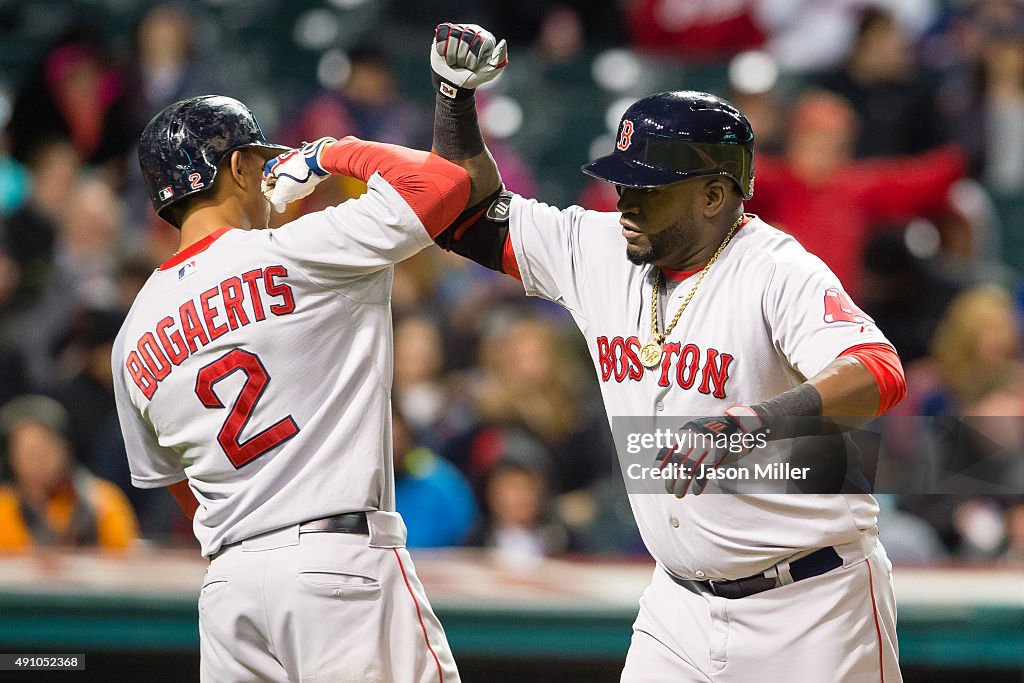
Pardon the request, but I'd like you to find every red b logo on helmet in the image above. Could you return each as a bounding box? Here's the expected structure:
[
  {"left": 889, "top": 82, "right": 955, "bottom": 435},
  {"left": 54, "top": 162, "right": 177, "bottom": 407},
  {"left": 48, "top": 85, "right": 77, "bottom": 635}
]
[{"left": 617, "top": 120, "right": 634, "bottom": 151}]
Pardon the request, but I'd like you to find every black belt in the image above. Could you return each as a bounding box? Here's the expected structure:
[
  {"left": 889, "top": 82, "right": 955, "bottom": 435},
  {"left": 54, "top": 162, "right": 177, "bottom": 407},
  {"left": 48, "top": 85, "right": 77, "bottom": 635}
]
[
  {"left": 213, "top": 512, "right": 369, "bottom": 559},
  {"left": 667, "top": 547, "right": 843, "bottom": 599},
  {"left": 299, "top": 511, "right": 369, "bottom": 535}
]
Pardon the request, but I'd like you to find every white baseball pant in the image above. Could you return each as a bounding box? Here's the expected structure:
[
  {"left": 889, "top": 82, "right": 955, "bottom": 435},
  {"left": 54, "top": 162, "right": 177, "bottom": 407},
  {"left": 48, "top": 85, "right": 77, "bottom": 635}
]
[
  {"left": 199, "top": 519, "right": 459, "bottom": 682},
  {"left": 621, "top": 538, "right": 900, "bottom": 682}
]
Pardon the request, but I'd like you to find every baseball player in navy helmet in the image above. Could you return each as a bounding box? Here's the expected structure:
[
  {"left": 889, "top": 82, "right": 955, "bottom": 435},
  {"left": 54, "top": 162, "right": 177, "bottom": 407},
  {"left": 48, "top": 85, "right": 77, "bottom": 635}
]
[
  {"left": 427, "top": 23, "right": 906, "bottom": 682},
  {"left": 116, "top": 94, "right": 469, "bottom": 681}
]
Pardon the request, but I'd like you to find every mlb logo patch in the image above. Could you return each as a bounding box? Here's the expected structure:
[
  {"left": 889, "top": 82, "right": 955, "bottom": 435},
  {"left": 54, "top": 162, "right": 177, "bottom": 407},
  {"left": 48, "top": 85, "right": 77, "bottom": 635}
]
[
  {"left": 178, "top": 260, "right": 197, "bottom": 280},
  {"left": 159, "top": 186, "right": 174, "bottom": 201}
]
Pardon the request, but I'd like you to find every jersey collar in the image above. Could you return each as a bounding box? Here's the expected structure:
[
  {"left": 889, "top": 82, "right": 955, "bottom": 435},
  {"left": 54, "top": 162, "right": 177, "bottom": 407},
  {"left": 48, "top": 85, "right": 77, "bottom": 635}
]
[
  {"left": 659, "top": 215, "right": 751, "bottom": 281},
  {"left": 159, "top": 227, "right": 234, "bottom": 271}
]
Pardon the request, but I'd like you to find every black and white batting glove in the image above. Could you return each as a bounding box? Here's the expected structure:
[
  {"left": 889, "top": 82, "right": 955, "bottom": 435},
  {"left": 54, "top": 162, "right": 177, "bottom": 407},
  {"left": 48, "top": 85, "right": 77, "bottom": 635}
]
[
  {"left": 261, "top": 136, "right": 336, "bottom": 213},
  {"left": 655, "top": 406, "right": 767, "bottom": 497},
  {"left": 430, "top": 22, "right": 508, "bottom": 98}
]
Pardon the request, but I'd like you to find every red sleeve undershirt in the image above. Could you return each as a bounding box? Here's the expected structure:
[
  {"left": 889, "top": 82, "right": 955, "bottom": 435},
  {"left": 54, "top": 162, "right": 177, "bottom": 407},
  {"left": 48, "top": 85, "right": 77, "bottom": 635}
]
[
  {"left": 502, "top": 233, "right": 521, "bottom": 280},
  {"left": 319, "top": 137, "right": 471, "bottom": 238},
  {"left": 837, "top": 342, "right": 907, "bottom": 416},
  {"left": 167, "top": 480, "right": 199, "bottom": 520}
]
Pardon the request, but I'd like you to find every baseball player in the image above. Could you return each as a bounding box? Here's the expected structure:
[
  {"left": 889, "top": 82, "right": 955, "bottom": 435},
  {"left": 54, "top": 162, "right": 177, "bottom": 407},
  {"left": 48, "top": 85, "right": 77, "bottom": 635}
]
[
  {"left": 427, "top": 24, "right": 907, "bottom": 682},
  {"left": 113, "top": 95, "right": 468, "bottom": 682}
]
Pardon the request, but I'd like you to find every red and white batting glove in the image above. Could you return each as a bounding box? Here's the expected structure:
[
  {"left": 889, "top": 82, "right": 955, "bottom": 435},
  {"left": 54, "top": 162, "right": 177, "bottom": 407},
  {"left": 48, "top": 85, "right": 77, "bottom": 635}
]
[
  {"left": 430, "top": 23, "right": 508, "bottom": 97},
  {"left": 261, "top": 136, "right": 336, "bottom": 213},
  {"left": 655, "top": 406, "right": 767, "bottom": 497}
]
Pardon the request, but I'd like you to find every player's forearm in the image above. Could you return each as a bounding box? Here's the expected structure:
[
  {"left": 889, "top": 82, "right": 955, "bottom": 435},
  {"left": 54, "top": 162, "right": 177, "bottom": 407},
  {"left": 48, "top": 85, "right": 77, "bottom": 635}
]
[
  {"left": 751, "top": 345, "right": 905, "bottom": 437},
  {"left": 445, "top": 149, "right": 503, "bottom": 207},
  {"left": 807, "top": 357, "right": 881, "bottom": 426},
  {"left": 432, "top": 89, "right": 502, "bottom": 206}
]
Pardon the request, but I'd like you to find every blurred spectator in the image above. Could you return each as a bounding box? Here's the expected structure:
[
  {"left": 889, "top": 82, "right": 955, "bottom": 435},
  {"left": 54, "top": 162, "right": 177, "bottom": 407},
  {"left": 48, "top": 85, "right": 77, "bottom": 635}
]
[
  {"left": 494, "top": 0, "right": 624, "bottom": 57},
  {"left": 945, "top": 13, "right": 1024, "bottom": 194},
  {"left": 393, "top": 312, "right": 468, "bottom": 448},
  {"left": 627, "top": 0, "right": 766, "bottom": 60},
  {"left": 0, "top": 249, "right": 30, "bottom": 406},
  {"left": 896, "top": 288, "right": 1024, "bottom": 558},
  {"left": 728, "top": 83, "right": 785, "bottom": 156},
  {"left": 3, "top": 139, "right": 81, "bottom": 305},
  {"left": 393, "top": 408, "right": 477, "bottom": 549},
  {"left": 284, "top": 45, "right": 427, "bottom": 149},
  {"left": 560, "top": 472, "right": 647, "bottom": 557},
  {"left": 466, "top": 312, "right": 616, "bottom": 494},
  {"left": 813, "top": 6, "right": 948, "bottom": 158},
  {"left": 0, "top": 395, "right": 137, "bottom": 551},
  {"left": 465, "top": 428, "right": 575, "bottom": 565},
  {"left": 746, "top": 90, "right": 966, "bottom": 294},
  {"left": 125, "top": 4, "right": 220, "bottom": 129},
  {"left": 429, "top": 254, "right": 533, "bottom": 372},
  {"left": 52, "top": 309, "right": 126, "bottom": 479},
  {"left": 758, "top": 0, "right": 939, "bottom": 73},
  {"left": 55, "top": 176, "right": 124, "bottom": 309},
  {"left": 121, "top": 3, "right": 223, "bottom": 235},
  {"left": 917, "top": 284, "right": 1022, "bottom": 416},
  {"left": 859, "top": 230, "right": 963, "bottom": 364},
  {"left": 6, "top": 176, "right": 126, "bottom": 391},
  {"left": 6, "top": 28, "right": 134, "bottom": 185},
  {"left": 273, "top": 46, "right": 428, "bottom": 218}
]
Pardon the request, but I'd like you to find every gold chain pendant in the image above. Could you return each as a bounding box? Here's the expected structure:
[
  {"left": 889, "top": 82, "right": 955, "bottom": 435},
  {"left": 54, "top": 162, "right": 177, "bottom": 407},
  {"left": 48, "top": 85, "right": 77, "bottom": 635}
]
[
  {"left": 644, "top": 216, "right": 742, "bottom": 370},
  {"left": 639, "top": 342, "right": 663, "bottom": 369}
]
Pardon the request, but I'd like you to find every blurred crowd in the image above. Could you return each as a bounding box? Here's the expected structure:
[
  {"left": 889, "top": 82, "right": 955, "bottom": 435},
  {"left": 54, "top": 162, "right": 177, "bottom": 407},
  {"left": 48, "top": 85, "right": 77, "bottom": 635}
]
[{"left": 0, "top": 0, "right": 1023, "bottom": 568}]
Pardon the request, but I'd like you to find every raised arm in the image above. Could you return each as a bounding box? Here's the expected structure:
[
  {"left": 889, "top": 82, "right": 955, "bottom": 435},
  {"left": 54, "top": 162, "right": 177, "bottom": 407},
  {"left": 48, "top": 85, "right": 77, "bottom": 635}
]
[
  {"left": 262, "top": 136, "right": 470, "bottom": 237},
  {"left": 426, "top": 22, "right": 525, "bottom": 278},
  {"left": 429, "top": 22, "right": 506, "bottom": 204}
]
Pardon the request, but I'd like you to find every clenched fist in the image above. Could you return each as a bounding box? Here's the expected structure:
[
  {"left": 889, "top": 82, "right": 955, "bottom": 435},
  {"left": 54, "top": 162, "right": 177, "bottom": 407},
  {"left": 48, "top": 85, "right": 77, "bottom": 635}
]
[
  {"left": 430, "top": 22, "right": 508, "bottom": 96},
  {"left": 656, "top": 406, "right": 768, "bottom": 497},
  {"left": 261, "top": 137, "right": 335, "bottom": 213}
]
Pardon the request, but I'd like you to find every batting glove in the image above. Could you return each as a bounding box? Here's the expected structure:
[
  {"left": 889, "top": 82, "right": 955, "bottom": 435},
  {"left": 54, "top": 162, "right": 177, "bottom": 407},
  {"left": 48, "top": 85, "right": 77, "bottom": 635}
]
[
  {"left": 261, "top": 136, "right": 336, "bottom": 213},
  {"left": 655, "top": 406, "right": 768, "bottom": 497},
  {"left": 431, "top": 22, "right": 508, "bottom": 98}
]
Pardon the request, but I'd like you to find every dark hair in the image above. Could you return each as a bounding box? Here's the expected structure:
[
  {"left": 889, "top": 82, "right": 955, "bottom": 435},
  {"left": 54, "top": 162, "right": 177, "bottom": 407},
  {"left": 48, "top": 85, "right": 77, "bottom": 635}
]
[{"left": 855, "top": 6, "right": 896, "bottom": 43}]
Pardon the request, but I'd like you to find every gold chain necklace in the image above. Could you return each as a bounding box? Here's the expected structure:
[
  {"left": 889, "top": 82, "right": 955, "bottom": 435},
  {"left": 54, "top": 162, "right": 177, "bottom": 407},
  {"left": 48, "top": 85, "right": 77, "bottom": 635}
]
[{"left": 638, "top": 215, "right": 743, "bottom": 369}]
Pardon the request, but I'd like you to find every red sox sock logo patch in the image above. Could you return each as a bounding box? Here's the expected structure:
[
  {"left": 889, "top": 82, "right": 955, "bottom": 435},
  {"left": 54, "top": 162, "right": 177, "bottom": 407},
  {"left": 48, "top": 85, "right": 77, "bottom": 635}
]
[{"left": 823, "top": 288, "right": 872, "bottom": 324}]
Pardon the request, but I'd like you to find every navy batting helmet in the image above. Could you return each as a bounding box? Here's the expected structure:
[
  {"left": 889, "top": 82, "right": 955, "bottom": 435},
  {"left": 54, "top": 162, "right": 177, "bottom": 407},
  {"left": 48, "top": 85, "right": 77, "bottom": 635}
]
[
  {"left": 138, "top": 95, "right": 289, "bottom": 225},
  {"left": 582, "top": 91, "right": 754, "bottom": 199}
]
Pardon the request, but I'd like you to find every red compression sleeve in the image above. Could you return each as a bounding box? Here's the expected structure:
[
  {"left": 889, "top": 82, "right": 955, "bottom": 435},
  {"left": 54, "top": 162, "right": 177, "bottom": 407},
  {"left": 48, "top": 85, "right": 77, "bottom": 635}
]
[
  {"left": 320, "top": 137, "right": 471, "bottom": 237},
  {"left": 838, "top": 343, "right": 907, "bottom": 416}
]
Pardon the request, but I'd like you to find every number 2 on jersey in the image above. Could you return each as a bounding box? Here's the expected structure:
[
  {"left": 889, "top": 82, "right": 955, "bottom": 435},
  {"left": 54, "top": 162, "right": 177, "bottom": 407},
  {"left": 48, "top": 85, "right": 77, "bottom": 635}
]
[{"left": 194, "top": 349, "right": 299, "bottom": 468}]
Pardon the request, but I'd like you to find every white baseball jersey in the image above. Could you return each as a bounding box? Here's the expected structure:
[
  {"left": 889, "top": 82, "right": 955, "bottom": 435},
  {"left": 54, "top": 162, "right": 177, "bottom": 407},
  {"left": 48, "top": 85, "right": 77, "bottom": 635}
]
[
  {"left": 113, "top": 174, "right": 433, "bottom": 557},
  {"left": 508, "top": 198, "right": 893, "bottom": 581}
]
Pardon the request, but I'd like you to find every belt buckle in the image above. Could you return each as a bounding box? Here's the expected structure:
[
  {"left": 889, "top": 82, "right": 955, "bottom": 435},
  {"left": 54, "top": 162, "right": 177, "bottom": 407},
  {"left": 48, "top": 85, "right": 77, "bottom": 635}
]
[{"left": 707, "top": 580, "right": 721, "bottom": 596}]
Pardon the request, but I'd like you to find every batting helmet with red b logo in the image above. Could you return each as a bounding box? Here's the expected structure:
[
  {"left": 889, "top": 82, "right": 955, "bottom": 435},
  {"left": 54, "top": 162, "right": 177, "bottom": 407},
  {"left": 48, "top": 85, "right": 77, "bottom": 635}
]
[{"left": 582, "top": 91, "right": 755, "bottom": 199}]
